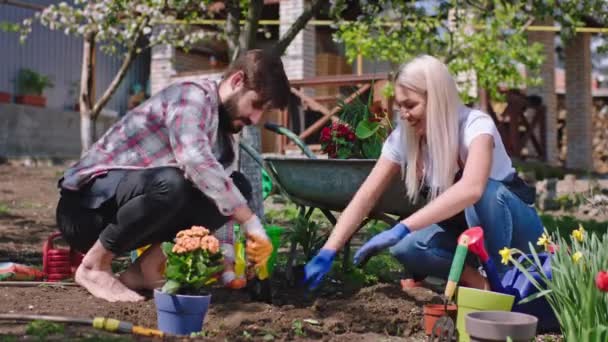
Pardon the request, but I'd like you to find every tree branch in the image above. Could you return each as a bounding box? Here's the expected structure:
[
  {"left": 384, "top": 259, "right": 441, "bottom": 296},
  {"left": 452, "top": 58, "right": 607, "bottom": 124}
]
[
  {"left": 272, "top": 0, "right": 324, "bottom": 56},
  {"left": 225, "top": 0, "right": 241, "bottom": 61},
  {"left": 241, "top": 0, "right": 264, "bottom": 52},
  {"left": 91, "top": 18, "right": 149, "bottom": 118}
]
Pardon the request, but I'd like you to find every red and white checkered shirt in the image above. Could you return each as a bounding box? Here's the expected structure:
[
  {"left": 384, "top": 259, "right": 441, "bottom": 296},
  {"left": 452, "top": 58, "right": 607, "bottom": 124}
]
[{"left": 61, "top": 79, "right": 247, "bottom": 216}]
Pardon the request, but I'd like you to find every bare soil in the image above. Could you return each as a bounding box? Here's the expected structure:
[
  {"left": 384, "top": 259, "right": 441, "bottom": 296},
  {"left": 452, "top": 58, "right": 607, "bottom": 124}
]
[{"left": 0, "top": 164, "right": 432, "bottom": 341}]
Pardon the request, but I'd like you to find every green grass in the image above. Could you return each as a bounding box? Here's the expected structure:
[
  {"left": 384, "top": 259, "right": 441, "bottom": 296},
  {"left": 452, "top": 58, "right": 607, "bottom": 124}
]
[
  {"left": 540, "top": 214, "right": 608, "bottom": 237},
  {"left": 512, "top": 159, "right": 593, "bottom": 180},
  {"left": 25, "top": 320, "right": 64, "bottom": 339},
  {"left": 0, "top": 203, "right": 10, "bottom": 216}
]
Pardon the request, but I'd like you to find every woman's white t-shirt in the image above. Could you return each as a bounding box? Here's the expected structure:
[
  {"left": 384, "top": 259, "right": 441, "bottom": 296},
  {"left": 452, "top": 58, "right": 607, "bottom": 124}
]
[{"left": 381, "top": 106, "right": 515, "bottom": 182}]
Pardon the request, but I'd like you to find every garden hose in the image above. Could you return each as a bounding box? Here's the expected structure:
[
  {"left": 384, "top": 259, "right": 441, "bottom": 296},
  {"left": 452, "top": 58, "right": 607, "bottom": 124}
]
[{"left": 0, "top": 313, "right": 164, "bottom": 338}]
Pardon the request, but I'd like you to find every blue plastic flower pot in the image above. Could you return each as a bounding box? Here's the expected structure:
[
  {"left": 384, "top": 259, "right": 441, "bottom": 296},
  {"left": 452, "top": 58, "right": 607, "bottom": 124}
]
[{"left": 153, "top": 289, "right": 211, "bottom": 335}]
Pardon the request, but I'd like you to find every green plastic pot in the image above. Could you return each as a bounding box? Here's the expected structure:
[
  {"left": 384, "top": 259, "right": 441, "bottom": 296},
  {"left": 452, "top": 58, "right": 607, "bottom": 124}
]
[
  {"left": 264, "top": 225, "right": 284, "bottom": 275},
  {"left": 455, "top": 286, "right": 515, "bottom": 342}
]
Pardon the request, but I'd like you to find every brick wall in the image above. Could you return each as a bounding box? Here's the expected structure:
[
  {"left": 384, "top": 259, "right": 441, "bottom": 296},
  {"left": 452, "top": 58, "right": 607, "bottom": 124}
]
[
  {"left": 527, "top": 18, "right": 559, "bottom": 165},
  {"left": 564, "top": 33, "right": 594, "bottom": 169},
  {"left": 280, "top": 0, "right": 315, "bottom": 83},
  {"left": 150, "top": 43, "right": 176, "bottom": 96}
]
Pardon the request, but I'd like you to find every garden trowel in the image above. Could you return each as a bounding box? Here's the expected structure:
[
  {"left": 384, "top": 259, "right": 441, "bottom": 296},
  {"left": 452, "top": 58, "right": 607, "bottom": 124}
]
[{"left": 430, "top": 227, "right": 485, "bottom": 341}]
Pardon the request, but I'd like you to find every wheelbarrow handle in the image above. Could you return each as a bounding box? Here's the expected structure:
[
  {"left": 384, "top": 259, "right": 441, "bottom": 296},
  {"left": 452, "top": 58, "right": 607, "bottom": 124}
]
[{"left": 264, "top": 122, "right": 317, "bottom": 159}]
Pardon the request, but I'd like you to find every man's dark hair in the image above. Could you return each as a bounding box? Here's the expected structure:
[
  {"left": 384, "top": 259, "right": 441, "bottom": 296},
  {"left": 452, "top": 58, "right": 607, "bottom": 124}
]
[{"left": 223, "top": 49, "right": 290, "bottom": 110}]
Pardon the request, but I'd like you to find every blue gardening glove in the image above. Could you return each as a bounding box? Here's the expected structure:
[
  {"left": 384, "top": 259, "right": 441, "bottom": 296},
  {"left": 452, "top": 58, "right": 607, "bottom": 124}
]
[
  {"left": 353, "top": 223, "right": 411, "bottom": 266},
  {"left": 304, "top": 249, "right": 336, "bottom": 290}
]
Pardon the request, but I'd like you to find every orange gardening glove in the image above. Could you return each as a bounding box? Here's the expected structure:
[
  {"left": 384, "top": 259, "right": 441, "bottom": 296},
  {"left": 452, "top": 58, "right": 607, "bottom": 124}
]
[{"left": 245, "top": 232, "right": 273, "bottom": 267}]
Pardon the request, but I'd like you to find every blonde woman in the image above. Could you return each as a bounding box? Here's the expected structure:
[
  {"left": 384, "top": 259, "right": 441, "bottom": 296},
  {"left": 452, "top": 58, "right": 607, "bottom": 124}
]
[{"left": 304, "top": 55, "right": 543, "bottom": 290}]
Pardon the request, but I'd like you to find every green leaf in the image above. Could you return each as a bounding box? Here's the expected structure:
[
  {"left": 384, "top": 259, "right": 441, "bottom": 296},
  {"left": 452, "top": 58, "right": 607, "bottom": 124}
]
[
  {"left": 355, "top": 120, "right": 380, "bottom": 139},
  {"left": 161, "top": 242, "right": 174, "bottom": 256},
  {"left": 161, "top": 279, "right": 181, "bottom": 294},
  {"left": 517, "top": 289, "right": 552, "bottom": 305},
  {"left": 165, "top": 263, "right": 183, "bottom": 281},
  {"left": 361, "top": 139, "right": 382, "bottom": 159}
]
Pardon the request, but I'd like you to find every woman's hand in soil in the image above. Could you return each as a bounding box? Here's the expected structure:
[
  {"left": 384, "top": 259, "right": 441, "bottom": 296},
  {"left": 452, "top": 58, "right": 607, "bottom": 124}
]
[
  {"left": 353, "top": 223, "right": 410, "bottom": 266},
  {"left": 304, "top": 249, "right": 336, "bottom": 290}
]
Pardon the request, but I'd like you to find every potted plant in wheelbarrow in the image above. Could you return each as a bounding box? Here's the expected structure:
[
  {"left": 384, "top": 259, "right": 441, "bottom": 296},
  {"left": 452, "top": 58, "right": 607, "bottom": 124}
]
[{"left": 154, "top": 226, "right": 223, "bottom": 336}]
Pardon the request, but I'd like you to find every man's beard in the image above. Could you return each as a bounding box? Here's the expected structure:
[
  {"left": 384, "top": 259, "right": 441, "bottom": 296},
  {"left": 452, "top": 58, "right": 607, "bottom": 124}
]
[{"left": 218, "top": 91, "right": 252, "bottom": 134}]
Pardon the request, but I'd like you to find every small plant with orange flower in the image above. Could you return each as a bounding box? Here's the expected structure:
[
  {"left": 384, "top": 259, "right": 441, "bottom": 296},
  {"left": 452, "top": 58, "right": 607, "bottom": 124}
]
[{"left": 160, "top": 226, "right": 224, "bottom": 295}]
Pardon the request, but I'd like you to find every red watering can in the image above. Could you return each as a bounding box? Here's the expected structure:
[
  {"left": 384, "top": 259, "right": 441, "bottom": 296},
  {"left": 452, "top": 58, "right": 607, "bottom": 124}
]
[{"left": 42, "top": 232, "right": 84, "bottom": 282}]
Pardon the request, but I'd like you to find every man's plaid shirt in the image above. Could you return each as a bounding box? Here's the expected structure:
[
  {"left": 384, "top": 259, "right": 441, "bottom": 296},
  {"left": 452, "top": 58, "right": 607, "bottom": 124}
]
[{"left": 60, "top": 79, "right": 247, "bottom": 216}]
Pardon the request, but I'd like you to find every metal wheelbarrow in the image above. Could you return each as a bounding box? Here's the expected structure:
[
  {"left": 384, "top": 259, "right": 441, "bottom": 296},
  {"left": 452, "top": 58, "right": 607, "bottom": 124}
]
[{"left": 239, "top": 123, "right": 420, "bottom": 282}]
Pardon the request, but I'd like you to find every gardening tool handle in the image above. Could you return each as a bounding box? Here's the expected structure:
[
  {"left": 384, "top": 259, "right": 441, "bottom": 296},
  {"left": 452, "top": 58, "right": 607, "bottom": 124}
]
[
  {"left": 132, "top": 325, "right": 164, "bottom": 337},
  {"left": 445, "top": 244, "right": 469, "bottom": 300}
]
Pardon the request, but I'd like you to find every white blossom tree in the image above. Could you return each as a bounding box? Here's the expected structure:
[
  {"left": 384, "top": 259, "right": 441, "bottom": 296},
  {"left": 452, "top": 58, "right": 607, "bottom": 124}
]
[
  {"left": 19, "top": 0, "right": 218, "bottom": 154},
  {"left": 19, "top": 0, "right": 328, "bottom": 218}
]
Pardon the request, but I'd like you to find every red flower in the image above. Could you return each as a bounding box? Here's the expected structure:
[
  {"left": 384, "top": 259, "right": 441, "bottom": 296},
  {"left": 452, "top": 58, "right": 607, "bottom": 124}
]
[
  {"left": 547, "top": 243, "right": 559, "bottom": 254},
  {"left": 320, "top": 127, "right": 331, "bottom": 143},
  {"left": 337, "top": 124, "right": 350, "bottom": 137},
  {"left": 323, "top": 143, "right": 337, "bottom": 158},
  {"left": 596, "top": 271, "right": 608, "bottom": 292},
  {"left": 347, "top": 132, "right": 356, "bottom": 142}
]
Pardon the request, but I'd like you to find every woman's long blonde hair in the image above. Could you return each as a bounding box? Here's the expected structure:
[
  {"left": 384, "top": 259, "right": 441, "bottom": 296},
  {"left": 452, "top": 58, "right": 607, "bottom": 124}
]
[{"left": 396, "top": 55, "right": 462, "bottom": 202}]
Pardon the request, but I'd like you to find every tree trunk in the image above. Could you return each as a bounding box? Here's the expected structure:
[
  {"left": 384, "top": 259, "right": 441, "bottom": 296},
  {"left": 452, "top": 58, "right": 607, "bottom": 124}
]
[
  {"left": 78, "top": 19, "right": 147, "bottom": 155},
  {"left": 79, "top": 31, "right": 96, "bottom": 155}
]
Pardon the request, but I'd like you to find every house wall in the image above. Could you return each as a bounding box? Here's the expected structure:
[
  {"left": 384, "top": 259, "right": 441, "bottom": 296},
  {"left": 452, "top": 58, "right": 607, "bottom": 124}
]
[
  {"left": 0, "top": 1, "right": 150, "bottom": 115},
  {"left": 0, "top": 103, "right": 116, "bottom": 158}
]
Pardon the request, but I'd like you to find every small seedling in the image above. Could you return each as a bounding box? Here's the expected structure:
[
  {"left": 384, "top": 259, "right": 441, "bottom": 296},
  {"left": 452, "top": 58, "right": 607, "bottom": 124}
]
[
  {"left": 291, "top": 320, "right": 305, "bottom": 337},
  {"left": 242, "top": 330, "right": 253, "bottom": 340},
  {"left": 190, "top": 330, "right": 208, "bottom": 338},
  {"left": 262, "top": 333, "right": 275, "bottom": 341},
  {"left": 25, "top": 320, "right": 64, "bottom": 338}
]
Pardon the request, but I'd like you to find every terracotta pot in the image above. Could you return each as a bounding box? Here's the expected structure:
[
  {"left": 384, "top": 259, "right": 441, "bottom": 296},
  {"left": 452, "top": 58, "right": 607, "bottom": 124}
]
[
  {"left": 15, "top": 94, "right": 46, "bottom": 107},
  {"left": 0, "top": 92, "right": 10, "bottom": 103},
  {"left": 423, "top": 303, "right": 457, "bottom": 335},
  {"left": 465, "top": 311, "right": 538, "bottom": 342}
]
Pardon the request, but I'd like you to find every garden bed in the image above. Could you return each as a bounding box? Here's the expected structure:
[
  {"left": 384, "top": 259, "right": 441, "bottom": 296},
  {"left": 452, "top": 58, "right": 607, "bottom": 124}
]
[{"left": 0, "top": 164, "right": 594, "bottom": 341}]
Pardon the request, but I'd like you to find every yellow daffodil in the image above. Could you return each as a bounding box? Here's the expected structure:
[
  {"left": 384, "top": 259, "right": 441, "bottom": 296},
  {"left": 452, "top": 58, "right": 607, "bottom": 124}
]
[
  {"left": 572, "top": 251, "right": 583, "bottom": 264},
  {"left": 499, "top": 247, "right": 512, "bottom": 265},
  {"left": 571, "top": 224, "right": 585, "bottom": 243},
  {"left": 537, "top": 232, "right": 551, "bottom": 250}
]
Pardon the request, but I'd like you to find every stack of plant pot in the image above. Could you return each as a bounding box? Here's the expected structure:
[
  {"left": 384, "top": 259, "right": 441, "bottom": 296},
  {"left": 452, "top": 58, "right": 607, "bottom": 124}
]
[{"left": 458, "top": 287, "right": 538, "bottom": 342}]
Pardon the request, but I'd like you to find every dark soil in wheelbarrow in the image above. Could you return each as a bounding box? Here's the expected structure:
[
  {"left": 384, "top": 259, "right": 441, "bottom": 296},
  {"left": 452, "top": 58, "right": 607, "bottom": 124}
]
[{"left": 0, "top": 273, "right": 438, "bottom": 341}]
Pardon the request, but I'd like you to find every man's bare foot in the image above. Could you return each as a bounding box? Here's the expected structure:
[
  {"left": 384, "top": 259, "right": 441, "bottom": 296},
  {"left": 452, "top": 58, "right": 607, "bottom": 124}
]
[
  {"left": 76, "top": 265, "right": 144, "bottom": 302},
  {"left": 119, "top": 244, "right": 165, "bottom": 291},
  {"left": 76, "top": 240, "right": 144, "bottom": 302}
]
